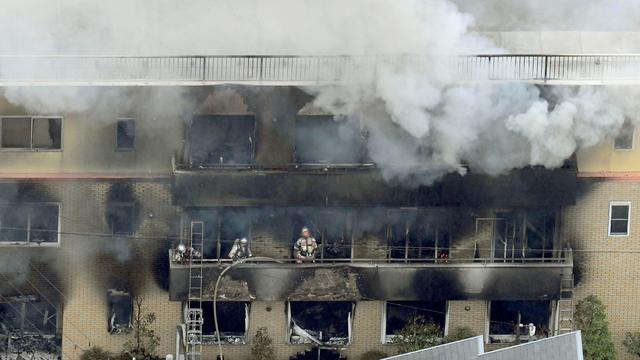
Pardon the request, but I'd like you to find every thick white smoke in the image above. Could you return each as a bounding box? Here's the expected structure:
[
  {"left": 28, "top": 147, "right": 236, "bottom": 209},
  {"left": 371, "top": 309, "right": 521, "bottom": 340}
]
[{"left": 0, "top": 0, "right": 638, "bottom": 184}]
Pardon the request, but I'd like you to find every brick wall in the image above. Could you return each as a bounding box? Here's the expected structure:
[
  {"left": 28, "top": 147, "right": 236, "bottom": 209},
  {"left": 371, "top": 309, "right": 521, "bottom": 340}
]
[{"left": 563, "top": 179, "right": 640, "bottom": 360}]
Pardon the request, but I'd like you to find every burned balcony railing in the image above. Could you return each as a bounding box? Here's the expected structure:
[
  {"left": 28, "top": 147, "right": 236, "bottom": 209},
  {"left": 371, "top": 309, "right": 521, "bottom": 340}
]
[
  {"left": 169, "top": 246, "right": 573, "bottom": 265},
  {"left": 2, "top": 54, "right": 640, "bottom": 85}
]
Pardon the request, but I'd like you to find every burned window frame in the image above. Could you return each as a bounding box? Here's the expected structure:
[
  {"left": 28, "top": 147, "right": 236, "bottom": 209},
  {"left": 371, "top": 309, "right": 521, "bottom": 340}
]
[
  {"left": 475, "top": 209, "right": 558, "bottom": 261},
  {"left": 386, "top": 210, "right": 452, "bottom": 262},
  {"left": 0, "top": 116, "right": 63, "bottom": 151},
  {"left": 185, "top": 208, "right": 252, "bottom": 261},
  {"left": 609, "top": 201, "right": 631, "bottom": 237},
  {"left": 107, "top": 289, "right": 133, "bottom": 335},
  {"left": 115, "top": 117, "right": 136, "bottom": 152},
  {"left": 193, "top": 301, "right": 250, "bottom": 344},
  {"left": 287, "top": 301, "right": 354, "bottom": 346},
  {"left": 381, "top": 301, "right": 449, "bottom": 344},
  {"left": 301, "top": 209, "right": 354, "bottom": 261},
  {"left": 487, "top": 300, "right": 553, "bottom": 344},
  {"left": 187, "top": 115, "right": 256, "bottom": 167},
  {"left": 0, "top": 202, "right": 61, "bottom": 246},
  {"left": 0, "top": 295, "right": 58, "bottom": 337}
]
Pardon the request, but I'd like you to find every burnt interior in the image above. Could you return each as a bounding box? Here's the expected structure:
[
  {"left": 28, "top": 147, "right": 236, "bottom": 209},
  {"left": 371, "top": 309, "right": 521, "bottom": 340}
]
[
  {"left": 107, "top": 289, "right": 133, "bottom": 334},
  {"left": 0, "top": 297, "right": 57, "bottom": 336},
  {"left": 289, "top": 301, "right": 353, "bottom": 343},
  {"left": 489, "top": 300, "right": 551, "bottom": 340},
  {"left": 0, "top": 183, "right": 60, "bottom": 244},
  {"left": 189, "top": 115, "right": 255, "bottom": 166},
  {"left": 190, "top": 301, "right": 248, "bottom": 339},
  {"left": 385, "top": 301, "right": 447, "bottom": 336}
]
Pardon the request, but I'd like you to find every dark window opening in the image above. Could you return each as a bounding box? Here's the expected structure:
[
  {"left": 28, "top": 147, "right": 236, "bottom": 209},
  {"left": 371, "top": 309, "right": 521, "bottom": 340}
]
[
  {"left": 0, "top": 297, "right": 57, "bottom": 336},
  {"left": 295, "top": 115, "right": 367, "bottom": 164},
  {"left": 387, "top": 211, "right": 451, "bottom": 262},
  {"left": 189, "top": 115, "right": 255, "bottom": 166},
  {"left": 609, "top": 202, "right": 630, "bottom": 236},
  {"left": 116, "top": 118, "right": 135, "bottom": 151},
  {"left": 288, "top": 301, "right": 353, "bottom": 345},
  {"left": 0, "top": 203, "right": 59, "bottom": 244},
  {"left": 108, "top": 202, "right": 136, "bottom": 236},
  {"left": 1, "top": 117, "right": 62, "bottom": 150},
  {"left": 107, "top": 290, "right": 132, "bottom": 334},
  {"left": 614, "top": 122, "right": 634, "bottom": 150},
  {"left": 192, "top": 301, "right": 248, "bottom": 343},
  {"left": 385, "top": 301, "right": 446, "bottom": 341},
  {"left": 187, "top": 208, "right": 251, "bottom": 260},
  {"left": 489, "top": 301, "right": 550, "bottom": 343}
]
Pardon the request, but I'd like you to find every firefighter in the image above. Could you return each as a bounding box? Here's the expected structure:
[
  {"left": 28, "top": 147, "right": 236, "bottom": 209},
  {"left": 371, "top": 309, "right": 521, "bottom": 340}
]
[
  {"left": 228, "top": 238, "right": 252, "bottom": 261},
  {"left": 294, "top": 227, "right": 318, "bottom": 263}
]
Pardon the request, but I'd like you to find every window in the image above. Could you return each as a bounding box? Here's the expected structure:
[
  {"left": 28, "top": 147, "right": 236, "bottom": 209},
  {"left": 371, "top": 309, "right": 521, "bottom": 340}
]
[
  {"left": 189, "top": 115, "right": 255, "bottom": 166},
  {"left": 193, "top": 301, "right": 249, "bottom": 344},
  {"left": 383, "top": 301, "right": 447, "bottom": 343},
  {"left": 1, "top": 116, "right": 62, "bottom": 150},
  {"left": 295, "top": 115, "right": 367, "bottom": 164},
  {"left": 488, "top": 301, "right": 551, "bottom": 343},
  {"left": 187, "top": 208, "right": 251, "bottom": 260},
  {"left": 614, "top": 123, "right": 634, "bottom": 150},
  {"left": 116, "top": 118, "right": 135, "bottom": 151},
  {"left": 0, "top": 296, "right": 57, "bottom": 336},
  {"left": 387, "top": 210, "right": 451, "bottom": 262},
  {"left": 107, "top": 290, "right": 132, "bottom": 334},
  {"left": 108, "top": 202, "right": 136, "bottom": 236},
  {"left": 609, "top": 201, "right": 631, "bottom": 236},
  {"left": 288, "top": 301, "right": 354, "bottom": 346},
  {"left": 0, "top": 203, "right": 60, "bottom": 245}
]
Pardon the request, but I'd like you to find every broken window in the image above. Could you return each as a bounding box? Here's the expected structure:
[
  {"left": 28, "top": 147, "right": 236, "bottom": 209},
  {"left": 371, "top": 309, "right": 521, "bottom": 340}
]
[
  {"left": 609, "top": 201, "right": 630, "bottom": 236},
  {"left": 189, "top": 115, "right": 255, "bottom": 166},
  {"left": 116, "top": 118, "right": 135, "bottom": 151},
  {"left": 383, "top": 301, "right": 446, "bottom": 343},
  {"left": 387, "top": 210, "right": 451, "bottom": 262},
  {"left": 614, "top": 122, "right": 634, "bottom": 150},
  {"left": 1, "top": 116, "right": 62, "bottom": 150},
  {"left": 193, "top": 301, "right": 249, "bottom": 344},
  {"left": 108, "top": 202, "right": 136, "bottom": 236},
  {"left": 0, "top": 203, "right": 60, "bottom": 244},
  {"left": 489, "top": 301, "right": 551, "bottom": 343},
  {"left": 295, "top": 115, "right": 367, "bottom": 164},
  {"left": 0, "top": 296, "right": 57, "bottom": 336},
  {"left": 288, "top": 301, "right": 354, "bottom": 346},
  {"left": 187, "top": 208, "right": 251, "bottom": 260},
  {"left": 107, "top": 290, "right": 132, "bottom": 334}
]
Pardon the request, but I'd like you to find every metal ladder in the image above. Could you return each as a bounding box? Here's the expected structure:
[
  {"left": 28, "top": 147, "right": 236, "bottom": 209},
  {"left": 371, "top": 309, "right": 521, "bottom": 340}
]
[
  {"left": 186, "top": 221, "right": 205, "bottom": 360},
  {"left": 557, "top": 272, "right": 574, "bottom": 334}
]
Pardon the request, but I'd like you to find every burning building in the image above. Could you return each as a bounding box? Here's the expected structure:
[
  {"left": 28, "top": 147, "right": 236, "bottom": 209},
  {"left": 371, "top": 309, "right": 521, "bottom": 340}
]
[{"left": 0, "top": 31, "right": 638, "bottom": 360}]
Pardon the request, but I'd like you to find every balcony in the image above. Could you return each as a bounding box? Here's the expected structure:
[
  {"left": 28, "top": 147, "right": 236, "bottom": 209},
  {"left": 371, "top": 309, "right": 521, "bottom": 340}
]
[
  {"left": 1, "top": 54, "right": 640, "bottom": 86},
  {"left": 168, "top": 249, "right": 573, "bottom": 302}
]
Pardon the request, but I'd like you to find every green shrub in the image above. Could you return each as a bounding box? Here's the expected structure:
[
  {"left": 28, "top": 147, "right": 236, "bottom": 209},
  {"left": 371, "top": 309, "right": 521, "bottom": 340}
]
[
  {"left": 444, "top": 326, "right": 476, "bottom": 343},
  {"left": 79, "top": 346, "right": 114, "bottom": 360},
  {"left": 389, "top": 315, "right": 441, "bottom": 354},
  {"left": 623, "top": 332, "right": 640, "bottom": 357},
  {"left": 574, "top": 295, "right": 617, "bottom": 360},
  {"left": 360, "top": 350, "right": 388, "bottom": 360}
]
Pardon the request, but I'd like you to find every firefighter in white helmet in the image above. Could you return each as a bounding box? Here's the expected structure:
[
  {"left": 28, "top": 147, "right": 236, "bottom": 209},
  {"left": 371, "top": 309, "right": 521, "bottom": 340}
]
[
  {"left": 294, "top": 227, "right": 318, "bottom": 263},
  {"left": 228, "top": 238, "right": 252, "bottom": 261}
]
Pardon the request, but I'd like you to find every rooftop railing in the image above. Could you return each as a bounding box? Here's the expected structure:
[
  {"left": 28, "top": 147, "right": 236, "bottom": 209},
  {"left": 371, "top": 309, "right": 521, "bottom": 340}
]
[{"left": 1, "top": 54, "right": 640, "bottom": 85}]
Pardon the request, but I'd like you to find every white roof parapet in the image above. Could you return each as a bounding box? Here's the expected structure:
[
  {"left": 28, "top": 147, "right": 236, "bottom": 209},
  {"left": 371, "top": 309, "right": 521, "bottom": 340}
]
[
  {"left": 382, "top": 331, "right": 584, "bottom": 360},
  {"left": 1, "top": 55, "right": 640, "bottom": 86}
]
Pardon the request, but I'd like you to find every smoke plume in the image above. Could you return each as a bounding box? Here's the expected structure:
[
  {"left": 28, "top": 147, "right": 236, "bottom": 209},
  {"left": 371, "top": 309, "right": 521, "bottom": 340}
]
[{"left": 0, "top": 0, "right": 638, "bottom": 184}]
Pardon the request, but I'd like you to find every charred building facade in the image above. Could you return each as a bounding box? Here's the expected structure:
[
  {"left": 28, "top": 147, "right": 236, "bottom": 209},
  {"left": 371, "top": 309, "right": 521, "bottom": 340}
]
[{"left": 0, "top": 83, "right": 579, "bottom": 360}]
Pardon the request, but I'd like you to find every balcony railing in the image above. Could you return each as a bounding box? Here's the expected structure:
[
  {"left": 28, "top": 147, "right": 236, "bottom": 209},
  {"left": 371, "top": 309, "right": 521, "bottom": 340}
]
[{"left": 2, "top": 54, "right": 640, "bottom": 85}]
